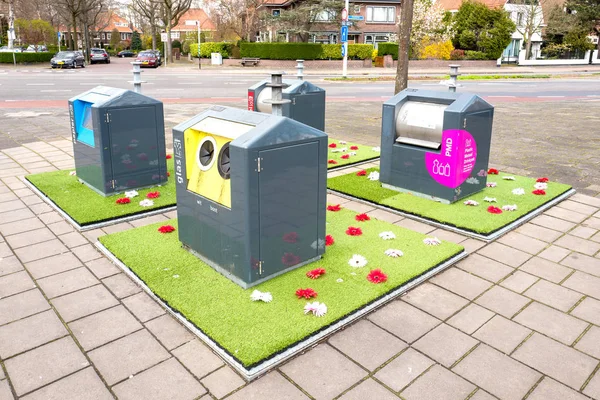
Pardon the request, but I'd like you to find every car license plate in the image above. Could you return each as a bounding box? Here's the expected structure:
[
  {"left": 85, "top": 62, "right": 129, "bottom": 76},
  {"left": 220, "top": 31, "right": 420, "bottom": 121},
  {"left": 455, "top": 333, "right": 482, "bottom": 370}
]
[
  {"left": 143, "top": 61, "right": 149, "bottom": 64},
  {"left": 58, "top": 61, "right": 64, "bottom": 64}
]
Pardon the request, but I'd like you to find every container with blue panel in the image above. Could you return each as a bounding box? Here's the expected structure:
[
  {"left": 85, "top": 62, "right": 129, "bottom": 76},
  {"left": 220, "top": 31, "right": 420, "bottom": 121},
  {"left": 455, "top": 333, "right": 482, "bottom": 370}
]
[
  {"left": 69, "top": 86, "right": 167, "bottom": 196},
  {"left": 172, "top": 106, "right": 328, "bottom": 289}
]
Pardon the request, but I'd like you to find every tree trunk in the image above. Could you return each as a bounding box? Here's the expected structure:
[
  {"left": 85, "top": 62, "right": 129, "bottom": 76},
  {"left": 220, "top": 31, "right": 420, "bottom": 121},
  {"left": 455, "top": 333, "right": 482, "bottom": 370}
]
[
  {"left": 394, "top": 0, "right": 414, "bottom": 94},
  {"left": 525, "top": 38, "right": 532, "bottom": 60},
  {"left": 151, "top": 24, "right": 157, "bottom": 50},
  {"left": 7, "top": 0, "right": 14, "bottom": 49},
  {"left": 71, "top": 14, "right": 78, "bottom": 50},
  {"left": 167, "top": 8, "right": 173, "bottom": 64},
  {"left": 83, "top": 22, "right": 91, "bottom": 63}
]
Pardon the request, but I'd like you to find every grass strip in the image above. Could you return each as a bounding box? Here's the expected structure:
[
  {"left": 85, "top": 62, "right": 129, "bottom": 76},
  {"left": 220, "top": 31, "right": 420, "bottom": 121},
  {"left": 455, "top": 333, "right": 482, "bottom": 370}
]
[{"left": 327, "top": 139, "right": 379, "bottom": 169}]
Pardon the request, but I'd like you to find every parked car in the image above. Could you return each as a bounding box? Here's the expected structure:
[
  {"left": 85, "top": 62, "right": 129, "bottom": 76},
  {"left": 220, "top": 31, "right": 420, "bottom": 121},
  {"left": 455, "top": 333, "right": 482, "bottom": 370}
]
[
  {"left": 117, "top": 50, "right": 135, "bottom": 58},
  {"left": 25, "top": 45, "right": 47, "bottom": 52},
  {"left": 90, "top": 48, "right": 110, "bottom": 64},
  {"left": 50, "top": 51, "right": 85, "bottom": 68},
  {"left": 135, "top": 51, "right": 160, "bottom": 68},
  {"left": 144, "top": 49, "right": 162, "bottom": 66},
  {"left": 0, "top": 46, "right": 25, "bottom": 52}
]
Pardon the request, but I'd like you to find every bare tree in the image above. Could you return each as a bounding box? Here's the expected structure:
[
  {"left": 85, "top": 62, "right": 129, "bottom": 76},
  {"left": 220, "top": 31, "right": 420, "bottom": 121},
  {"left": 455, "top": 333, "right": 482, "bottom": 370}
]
[
  {"left": 395, "top": 0, "right": 414, "bottom": 93},
  {"left": 79, "top": 0, "right": 109, "bottom": 62},
  {"left": 511, "top": 0, "right": 544, "bottom": 59},
  {"left": 55, "top": 0, "right": 85, "bottom": 49},
  {"left": 206, "top": 0, "right": 264, "bottom": 42},
  {"left": 131, "top": 0, "right": 160, "bottom": 49},
  {"left": 1, "top": 0, "right": 15, "bottom": 49},
  {"left": 159, "top": 0, "right": 192, "bottom": 64}
]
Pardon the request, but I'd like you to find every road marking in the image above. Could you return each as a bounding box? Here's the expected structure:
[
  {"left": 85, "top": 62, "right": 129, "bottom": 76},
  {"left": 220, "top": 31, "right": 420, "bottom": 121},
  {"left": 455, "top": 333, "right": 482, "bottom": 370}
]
[
  {"left": 537, "top": 95, "right": 564, "bottom": 98},
  {"left": 587, "top": 95, "right": 600, "bottom": 97},
  {"left": 488, "top": 95, "right": 516, "bottom": 98},
  {"left": 40, "top": 89, "right": 72, "bottom": 92},
  {"left": 178, "top": 82, "right": 202, "bottom": 85},
  {"left": 210, "top": 96, "right": 240, "bottom": 98},
  {"left": 26, "top": 83, "right": 54, "bottom": 86},
  {"left": 79, "top": 83, "right": 104, "bottom": 85}
]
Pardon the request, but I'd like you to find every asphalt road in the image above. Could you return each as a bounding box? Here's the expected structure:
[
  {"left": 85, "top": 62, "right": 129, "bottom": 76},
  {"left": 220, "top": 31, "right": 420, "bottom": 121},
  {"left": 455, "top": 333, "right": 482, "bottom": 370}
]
[{"left": 1, "top": 57, "right": 600, "bottom": 103}]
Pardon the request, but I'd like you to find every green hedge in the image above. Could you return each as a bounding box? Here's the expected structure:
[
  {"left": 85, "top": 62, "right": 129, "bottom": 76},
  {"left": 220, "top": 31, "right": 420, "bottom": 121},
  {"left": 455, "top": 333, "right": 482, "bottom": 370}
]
[
  {"left": 0, "top": 52, "right": 54, "bottom": 63},
  {"left": 240, "top": 43, "right": 374, "bottom": 60},
  {"left": 377, "top": 43, "right": 398, "bottom": 60},
  {"left": 189, "top": 42, "right": 234, "bottom": 58},
  {"left": 464, "top": 50, "right": 489, "bottom": 60}
]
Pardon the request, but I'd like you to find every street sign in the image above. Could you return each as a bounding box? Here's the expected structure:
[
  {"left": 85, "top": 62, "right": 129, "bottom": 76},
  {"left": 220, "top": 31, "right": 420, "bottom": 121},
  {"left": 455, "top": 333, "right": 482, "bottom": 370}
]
[
  {"left": 348, "top": 15, "right": 364, "bottom": 21},
  {"left": 57, "top": 32, "right": 61, "bottom": 40},
  {"left": 340, "top": 25, "right": 348, "bottom": 43},
  {"left": 341, "top": 8, "right": 348, "bottom": 21},
  {"left": 160, "top": 32, "right": 180, "bottom": 42},
  {"left": 341, "top": 43, "right": 346, "bottom": 57}
]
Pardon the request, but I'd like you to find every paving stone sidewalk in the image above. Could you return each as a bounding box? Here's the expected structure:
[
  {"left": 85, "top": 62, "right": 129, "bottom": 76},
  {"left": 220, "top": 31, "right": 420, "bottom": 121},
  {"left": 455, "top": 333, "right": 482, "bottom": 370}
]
[{"left": 1, "top": 99, "right": 600, "bottom": 399}]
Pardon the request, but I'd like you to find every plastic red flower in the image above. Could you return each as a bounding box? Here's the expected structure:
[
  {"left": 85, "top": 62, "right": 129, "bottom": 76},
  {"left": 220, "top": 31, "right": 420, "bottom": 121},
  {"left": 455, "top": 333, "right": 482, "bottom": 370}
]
[
  {"left": 328, "top": 143, "right": 337, "bottom": 148},
  {"left": 306, "top": 268, "right": 326, "bottom": 279},
  {"left": 325, "top": 235, "right": 334, "bottom": 246},
  {"left": 355, "top": 213, "right": 371, "bottom": 222},
  {"left": 282, "top": 252, "right": 301, "bottom": 267},
  {"left": 158, "top": 225, "right": 175, "bottom": 233},
  {"left": 367, "top": 269, "right": 388, "bottom": 284},
  {"left": 147, "top": 191, "right": 160, "bottom": 199},
  {"left": 346, "top": 226, "right": 363, "bottom": 236},
  {"left": 341, "top": 154, "right": 350, "bottom": 160},
  {"left": 167, "top": 172, "right": 171, "bottom": 177},
  {"left": 166, "top": 154, "right": 172, "bottom": 159},
  {"left": 327, "top": 204, "right": 341, "bottom": 212},
  {"left": 487, "top": 206, "right": 503, "bottom": 214},
  {"left": 533, "top": 189, "right": 546, "bottom": 195},
  {"left": 536, "top": 177, "right": 549, "bottom": 183},
  {"left": 296, "top": 288, "right": 317, "bottom": 299},
  {"left": 116, "top": 197, "right": 130, "bottom": 204},
  {"left": 356, "top": 170, "right": 367, "bottom": 176},
  {"left": 283, "top": 232, "right": 298, "bottom": 243},
  {"left": 328, "top": 159, "right": 338, "bottom": 164},
  {"left": 350, "top": 146, "right": 359, "bottom": 150},
  {"left": 488, "top": 168, "right": 499, "bottom": 175}
]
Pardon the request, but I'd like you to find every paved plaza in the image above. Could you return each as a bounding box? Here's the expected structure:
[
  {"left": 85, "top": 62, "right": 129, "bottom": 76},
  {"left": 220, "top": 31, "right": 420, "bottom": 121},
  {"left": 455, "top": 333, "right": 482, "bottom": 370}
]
[{"left": 1, "top": 95, "right": 600, "bottom": 399}]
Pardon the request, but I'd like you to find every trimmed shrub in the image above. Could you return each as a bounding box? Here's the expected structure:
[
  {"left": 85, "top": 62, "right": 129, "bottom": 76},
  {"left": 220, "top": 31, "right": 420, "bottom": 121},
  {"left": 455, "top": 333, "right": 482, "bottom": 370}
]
[
  {"left": 464, "top": 50, "right": 488, "bottom": 60},
  {"left": 0, "top": 51, "right": 54, "bottom": 63},
  {"left": 348, "top": 44, "right": 373, "bottom": 60},
  {"left": 189, "top": 42, "right": 234, "bottom": 58},
  {"left": 239, "top": 42, "right": 373, "bottom": 60},
  {"left": 377, "top": 43, "right": 398, "bottom": 60},
  {"left": 450, "top": 49, "right": 465, "bottom": 60},
  {"left": 420, "top": 40, "right": 453, "bottom": 60}
]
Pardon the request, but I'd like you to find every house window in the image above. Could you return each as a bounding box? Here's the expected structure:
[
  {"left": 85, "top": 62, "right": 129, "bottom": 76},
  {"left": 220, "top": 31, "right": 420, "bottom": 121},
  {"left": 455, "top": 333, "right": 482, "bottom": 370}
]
[
  {"left": 121, "top": 33, "right": 127, "bottom": 40},
  {"left": 102, "top": 33, "right": 106, "bottom": 40},
  {"left": 516, "top": 12, "right": 524, "bottom": 26},
  {"left": 366, "top": 6, "right": 395, "bottom": 23},
  {"left": 314, "top": 9, "right": 336, "bottom": 21},
  {"left": 364, "top": 34, "right": 391, "bottom": 46},
  {"left": 272, "top": 9, "right": 281, "bottom": 16},
  {"left": 107, "top": 33, "right": 111, "bottom": 39}
]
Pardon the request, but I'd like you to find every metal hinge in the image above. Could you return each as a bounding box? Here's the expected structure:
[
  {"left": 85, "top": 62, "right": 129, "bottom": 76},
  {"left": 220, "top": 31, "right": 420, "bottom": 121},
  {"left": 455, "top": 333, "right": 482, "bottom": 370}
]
[
  {"left": 110, "top": 179, "right": 116, "bottom": 189},
  {"left": 258, "top": 260, "right": 263, "bottom": 275},
  {"left": 105, "top": 113, "right": 111, "bottom": 123},
  {"left": 463, "top": 118, "right": 467, "bottom": 129},
  {"left": 256, "top": 157, "right": 263, "bottom": 173},
  {"left": 292, "top": 98, "right": 296, "bottom": 105}
]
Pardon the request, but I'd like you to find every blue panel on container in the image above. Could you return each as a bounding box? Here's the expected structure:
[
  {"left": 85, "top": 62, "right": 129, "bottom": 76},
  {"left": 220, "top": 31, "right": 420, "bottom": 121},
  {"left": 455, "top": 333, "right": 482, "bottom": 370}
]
[{"left": 74, "top": 101, "right": 95, "bottom": 147}]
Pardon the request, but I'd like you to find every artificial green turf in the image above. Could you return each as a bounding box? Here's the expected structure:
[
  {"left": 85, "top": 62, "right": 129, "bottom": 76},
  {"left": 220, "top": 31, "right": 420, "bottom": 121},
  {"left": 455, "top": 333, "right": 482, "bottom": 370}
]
[
  {"left": 99, "top": 208, "right": 463, "bottom": 367},
  {"left": 327, "top": 138, "right": 380, "bottom": 169},
  {"left": 328, "top": 168, "right": 573, "bottom": 235},
  {"left": 25, "top": 159, "right": 176, "bottom": 226}
]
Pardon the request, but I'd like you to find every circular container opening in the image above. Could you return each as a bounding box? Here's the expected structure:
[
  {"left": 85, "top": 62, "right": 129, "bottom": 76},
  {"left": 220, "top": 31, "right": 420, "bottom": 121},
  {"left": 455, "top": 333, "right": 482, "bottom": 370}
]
[
  {"left": 218, "top": 143, "right": 231, "bottom": 179},
  {"left": 196, "top": 136, "right": 217, "bottom": 171}
]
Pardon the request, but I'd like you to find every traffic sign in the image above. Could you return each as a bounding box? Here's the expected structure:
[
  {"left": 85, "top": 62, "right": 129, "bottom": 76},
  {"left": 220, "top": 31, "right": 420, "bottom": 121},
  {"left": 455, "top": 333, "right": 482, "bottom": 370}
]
[
  {"left": 340, "top": 25, "right": 348, "bottom": 43},
  {"left": 348, "top": 15, "right": 364, "bottom": 21},
  {"left": 341, "top": 8, "right": 348, "bottom": 21},
  {"left": 160, "top": 32, "right": 180, "bottom": 42},
  {"left": 341, "top": 43, "right": 346, "bottom": 57},
  {"left": 57, "top": 31, "right": 62, "bottom": 40}
]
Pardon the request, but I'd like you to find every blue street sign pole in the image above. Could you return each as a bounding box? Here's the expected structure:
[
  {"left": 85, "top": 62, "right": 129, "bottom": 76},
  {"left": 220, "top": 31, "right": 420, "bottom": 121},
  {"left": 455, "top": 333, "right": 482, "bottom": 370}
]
[{"left": 57, "top": 31, "right": 61, "bottom": 52}]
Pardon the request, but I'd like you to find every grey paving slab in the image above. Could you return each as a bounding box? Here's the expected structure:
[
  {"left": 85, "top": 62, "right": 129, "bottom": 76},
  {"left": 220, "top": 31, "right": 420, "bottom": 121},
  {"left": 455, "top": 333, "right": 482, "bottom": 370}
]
[
  {"left": 512, "top": 333, "right": 597, "bottom": 390},
  {"left": 71, "top": 244, "right": 103, "bottom": 263},
  {"left": 102, "top": 273, "right": 141, "bottom": 299},
  {"left": 514, "top": 302, "right": 588, "bottom": 345},
  {"left": 367, "top": 301, "right": 441, "bottom": 343},
  {"left": 226, "top": 371, "right": 309, "bottom": 400},
  {"left": 36, "top": 267, "right": 99, "bottom": 299},
  {"left": 500, "top": 271, "right": 539, "bottom": 293},
  {"left": 584, "top": 371, "right": 600, "bottom": 399},
  {"left": 475, "top": 285, "right": 530, "bottom": 318},
  {"left": 478, "top": 242, "right": 531, "bottom": 268},
  {"left": 4, "top": 227, "right": 54, "bottom": 249},
  {"left": 570, "top": 296, "right": 600, "bottom": 325},
  {"left": 0, "top": 310, "right": 68, "bottom": 359},
  {"left": 563, "top": 271, "right": 600, "bottom": 300},
  {"left": 85, "top": 258, "right": 121, "bottom": 279},
  {"left": 200, "top": 367, "right": 245, "bottom": 399},
  {"left": 531, "top": 214, "right": 577, "bottom": 232},
  {"left": 561, "top": 253, "right": 600, "bottom": 278},
  {"left": 0, "top": 271, "right": 36, "bottom": 298},
  {"left": 145, "top": 314, "right": 195, "bottom": 351},
  {"left": 20, "top": 367, "right": 113, "bottom": 400},
  {"left": 0, "top": 380, "right": 13, "bottom": 400},
  {"left": 527, "top": 378, "right": 589, "bottom": 400},
  {"left": 280, "top": 344, "right": 368, "bottom": 400},
  {"left": 374, "top": 348, "right": 434, "bottom": 392},
  {"left": 338, "top": 379, "right": 398, "bottom": 400},
  {"left": 545, "top": 207, "right": 588, "bottom": 224},
  {"left": 498, "top": 231, "right": 548, "bottom": 255},
  {"left": 468, "top": 389, "right": 498, "bottom": 400},
  {"left": 447, "top": 303, "right": 495, "bottom": 335},
  {"left": 393, "top": 218, "right": 436, "bottom": 234},
  {"left": 403, "top": 282, "right": 469, "bottom": 320},
  {"left": 0, "top": 256, "right": 22, "bottom": 277},
  {"left": 429, "top": 267, "right": 492, "bottom": 300},
  {"left": 453, "top": 344, "right": 541, "bottom": 400},
  {"left": 455, "top": 254, "right": 514, "bottom": 283},
  {"left": 112, "top": 358, "right": 206, "bottom": 400},
  {"left": 0, "top": 217, "right": 44, "bottom": 237},
  {"left": 538, "top": 245, "right": 572, "bottom": 263},
  {"left": 570, "top": 225, "right": 598, "bottom": 239},
  {"left": 13, "top": 239, "right": 68, "bottom": 263},
  {"left": 25, "top": 253, "right": 83, "bottom": 280},
  {"left": 559, "top": 200, "right": 599, "bottom": 215},
  {"left": 4, "top": 337, "right": 89, "bottom": 396},
  {"left": 519, "top": 256, "right": 574, "bottom": 283},
  {"left": 51, "top": 284, "right": 119, "bottom": 323},
  {"left": 412, "top": 323, "right": 478, "bottom": 368},
  {"left": 473, "top": 315, "right": 531, "bottom": 354},
  {"left": 0, "top": 289, "right": 50, "bottom": 326},
  {"left": 555, "top": 235, "right": 600, "bottom": 256},
  {"left": 524, "top": 280, "right": 584, "bottom": 311},
  {"left": 516, "top": 223, "right": 564, "bottom": 243},
  {"left": 574, "top": 326, "right": 600, "bottom": 359},
  {"left": 461, "top": 238, "right": 487, "bottom": 253},
  {"left": 69, "top": 305, "right": 142, "bottom": 351},
  {"left": 58, "top": 231, "right": 88, "bottom": 249},
  {"left": 88, "top": 329, "right": 170, "bottom": 385},
  {"left": 400, "top": 364, "right": 475, "bottom": 400},
  {"left": 171, "top": 340, "right": 224, "bottom": 380},
  {"left": 329, "top": 320, "right": 407, "bottom": 371},
  {"left": 46, "top": 221, "right": 74, "bottom": 236},
  {"left": 122, "top": 292, "right": 165, "bottom": 323},
  {"left": 365, "top": 208, "right": 404, "bottom": 224}
]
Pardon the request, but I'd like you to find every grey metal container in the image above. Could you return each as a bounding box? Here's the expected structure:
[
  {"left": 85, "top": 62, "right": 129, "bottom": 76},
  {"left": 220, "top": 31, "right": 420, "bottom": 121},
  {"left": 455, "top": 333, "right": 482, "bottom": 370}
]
[
  {"left": 379, "top": 89, "right": 494, "bottom": 204},
  {"left": 69, "top": 86, "right": 167, "bottom": 196},
  {"left": 172, "top": 105, "right": 328, "bottom": 289},
  {"left": 248, "top": 79, "right": 326, "bottom": 131}
]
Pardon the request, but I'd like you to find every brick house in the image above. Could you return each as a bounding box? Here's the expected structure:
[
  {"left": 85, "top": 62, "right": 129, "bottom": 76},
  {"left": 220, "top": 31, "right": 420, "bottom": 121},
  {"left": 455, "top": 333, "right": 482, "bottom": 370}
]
[
  {"left": 170, "top": 9, "right": 216, "bottom": 41},
  {"left": 59, "top": 13, "right": 139, "bottom": 49},
  {"left": 259, "top": 0, "right": 400, "bottom": 46}
]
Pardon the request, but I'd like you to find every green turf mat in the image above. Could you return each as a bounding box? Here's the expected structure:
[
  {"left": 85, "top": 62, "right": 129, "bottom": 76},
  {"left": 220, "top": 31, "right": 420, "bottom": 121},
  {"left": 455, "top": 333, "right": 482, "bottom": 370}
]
[
  {"left": 328, "top": 168, "right": 573, "bottom": 235},
  {"left": 25, "top": 159, "right": 175, "bottom": 226},
  {"left": 327, "top": 139, "right": 380, "bottom": 169},
  {"left": 99, "top": 208, "right": 463, "bottom": 368}
]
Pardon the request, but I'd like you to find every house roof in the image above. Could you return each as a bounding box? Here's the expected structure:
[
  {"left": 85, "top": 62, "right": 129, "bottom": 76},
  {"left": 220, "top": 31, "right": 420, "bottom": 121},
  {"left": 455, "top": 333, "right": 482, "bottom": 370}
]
[
  {"left": 263, "top": 0, "right": 399, "bottom": 6},
  {"left": 58, "top": 12, "right": 140, "bottom": 33},
  {"left": 171, "top": 9, "right": 216, "bottom": 31},
  {"left": 437, "top": 0, "right": 507, "bottom": 11}
]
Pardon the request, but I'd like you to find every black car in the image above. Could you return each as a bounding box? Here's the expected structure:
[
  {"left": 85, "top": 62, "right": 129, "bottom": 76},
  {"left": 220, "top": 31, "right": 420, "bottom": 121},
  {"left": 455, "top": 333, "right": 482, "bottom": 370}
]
[
  {"left": 50, "top": 51, "right": 85, "bottom": 68},
  {"left": 118, "top": 50, "right": 135, "bottom": 58}
]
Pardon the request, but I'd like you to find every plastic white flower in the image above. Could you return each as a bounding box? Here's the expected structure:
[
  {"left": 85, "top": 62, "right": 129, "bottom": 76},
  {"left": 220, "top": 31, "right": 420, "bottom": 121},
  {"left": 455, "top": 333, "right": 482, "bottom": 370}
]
[
  {"left": 466, "top": 177, "right": 479, "bottom": 184},
  {"left": 503, "top": 176, "right": 516, "bottom": 180},
  {"left": 331, "top": 149, "right": 342, "bottom": 153},
  {"left": 339, "top": 140, "right": 347, "bottom": 145},
  {"left": 502, "top": 204, "right": 518, "bottom": 211},
  {"left": 125, "top": 190, "right": 139, "bottom": 198},
  {"left": 310, "top": 239, "right": 325, "bottom": 250},
  {"left": 250, "top": 290, "right": 273, "bottom": 303},
  {"left": 350, "top": 272, "right": 357, "bottom": 276},
  {"left": 484, "top": 197, "right": 497, "bottom": 203},
  {"left": 173, "top": 274, "right": 180, "bottom": 278},
  {"left": 385, "top": 249, "right": 404, "bottom": 257},
  {"left": 139, "top": 199, "right": 154, "bottom": 207},
  {"left": 534, "top": 182, "right": 548, "bottom": 190},
  {"left": 512, "top": 188, "right": 525, "bottom": 196},
  {"left": 336, "top": 278, "right": 344, "bottom": 283},
  {"left": 423, "top": 237, "right": 442, "bottom": 246},
  {"left": 368, "top": 171, "right": 380, "bottom": 181},
  {"left": 379, "top": 231, "right": 396, "bottom": 240},
  {"left": 486, "top": 182, "right": 497, "bottom": 188},
  {"left": 304, "top": 302, "right": 327, "bottom": 317},
  {"left": 349, "top": 152, "right": 357, "bottom": 156},
  {"left": 340, "top": 147, "right": 348, "bottom": 152},
  {"left": 464, "top": 200, "right": 479, "bottom": 206},
  {"left": 69, "top": 171, "right": 77, "bottom": 176},
  {"left": 372, "top": 147, "right": 381, "bottom": 152},
  {"left": 348, "top": 254, "right": 367, "bottom": 268}
]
